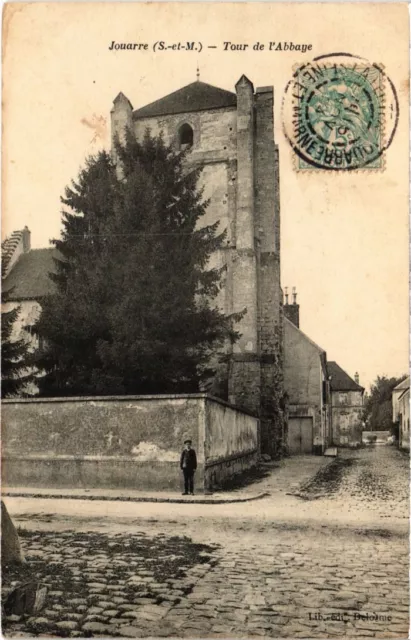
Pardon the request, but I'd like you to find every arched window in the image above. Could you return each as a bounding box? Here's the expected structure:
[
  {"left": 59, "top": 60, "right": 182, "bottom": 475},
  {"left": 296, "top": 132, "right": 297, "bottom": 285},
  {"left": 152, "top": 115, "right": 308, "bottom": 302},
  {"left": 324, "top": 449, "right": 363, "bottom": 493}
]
[{"left": 179, "top": 123, "right": 194, "bottom": 150}]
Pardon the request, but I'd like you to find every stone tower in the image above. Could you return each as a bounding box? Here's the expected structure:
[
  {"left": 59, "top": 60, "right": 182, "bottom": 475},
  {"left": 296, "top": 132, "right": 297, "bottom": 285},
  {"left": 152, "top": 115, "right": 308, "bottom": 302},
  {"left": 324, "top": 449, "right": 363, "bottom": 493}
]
[{"left": 111, "top": 76, "right": 284, "bottom": 455}]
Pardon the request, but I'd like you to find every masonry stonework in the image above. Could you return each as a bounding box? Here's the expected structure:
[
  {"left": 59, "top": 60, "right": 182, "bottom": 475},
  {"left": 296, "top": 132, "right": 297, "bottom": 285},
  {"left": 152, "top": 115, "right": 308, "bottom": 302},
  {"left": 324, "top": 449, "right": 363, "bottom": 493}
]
[
  {"left": 2, "top": 395, "right": 259, "bottom": 492},
  {"left": 111, "top": 76, "right": 283, "bottom": 455}
]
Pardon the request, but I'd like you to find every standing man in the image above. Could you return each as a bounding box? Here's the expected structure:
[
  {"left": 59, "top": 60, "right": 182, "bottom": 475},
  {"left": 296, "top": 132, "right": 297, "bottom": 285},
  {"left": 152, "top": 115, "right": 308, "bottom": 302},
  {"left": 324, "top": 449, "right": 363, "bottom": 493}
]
[{"left": 180, "top": 439, "right": 197, "bottom": 495}]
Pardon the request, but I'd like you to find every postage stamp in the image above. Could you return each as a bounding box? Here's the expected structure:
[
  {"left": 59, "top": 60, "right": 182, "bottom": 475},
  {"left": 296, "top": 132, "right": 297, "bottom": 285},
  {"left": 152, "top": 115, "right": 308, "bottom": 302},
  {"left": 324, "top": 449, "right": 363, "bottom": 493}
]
[{"left": 282, "top": 54, "right": 399, "bottom": 171}]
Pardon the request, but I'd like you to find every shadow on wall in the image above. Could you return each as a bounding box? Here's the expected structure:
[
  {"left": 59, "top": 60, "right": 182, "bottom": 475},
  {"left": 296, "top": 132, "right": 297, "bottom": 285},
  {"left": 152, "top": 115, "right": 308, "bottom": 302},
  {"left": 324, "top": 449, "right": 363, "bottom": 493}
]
[{"left": 206, "top": 462, "right": 272, "bottom": 493}]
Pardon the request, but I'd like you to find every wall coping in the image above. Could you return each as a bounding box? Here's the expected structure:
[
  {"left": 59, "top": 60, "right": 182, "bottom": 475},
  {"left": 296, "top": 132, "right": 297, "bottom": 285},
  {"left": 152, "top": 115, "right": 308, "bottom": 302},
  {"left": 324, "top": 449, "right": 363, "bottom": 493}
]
[
  {"left": 2, "top": 392, "right": 259, "bottom": 420},
  {"left": 2, "top": 454, "right": 181, "bottom": 463},
  {"left": 2, "top": 393, "right": 208, "bottom": 404}
]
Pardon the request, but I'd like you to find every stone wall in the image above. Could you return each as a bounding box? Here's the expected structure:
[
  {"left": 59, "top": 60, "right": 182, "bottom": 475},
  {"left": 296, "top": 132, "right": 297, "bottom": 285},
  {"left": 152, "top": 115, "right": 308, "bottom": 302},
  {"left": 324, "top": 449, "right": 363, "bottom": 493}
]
[
  {"left": 205, "top": 399, "right": 258, "bottom": 460},
  {"left": 2, "top": 394, "right": 259, "bottom": 492},
  {"left": 362, "top": 430, "right": 391, "bottom": 445},
  {"left": 204, "top": 398, "right": 259, "bottom": 490},
  {"left": 332, "top": 390, "right": 363, "bottom": 407},
  {"left": 254, "top": 87, "right": 283, "bottom": 456},
  {"left": 332, "top": 403, "right": 363, "bottom": 447},
  {"left": 136, "top": 105, "right": 240, "bottom": 389},
  {"left": 331, "top": 389, "right": 364, "bottom": 447},
  {"left": 133, "top": 108, "right": 237, "bottom": 158}
]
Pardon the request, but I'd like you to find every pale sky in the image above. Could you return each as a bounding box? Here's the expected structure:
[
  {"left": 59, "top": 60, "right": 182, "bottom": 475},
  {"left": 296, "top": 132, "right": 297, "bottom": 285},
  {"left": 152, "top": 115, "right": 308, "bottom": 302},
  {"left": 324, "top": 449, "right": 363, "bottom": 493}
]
[{"left": 2, "top": 3, "right": 409, "bottom": 390}]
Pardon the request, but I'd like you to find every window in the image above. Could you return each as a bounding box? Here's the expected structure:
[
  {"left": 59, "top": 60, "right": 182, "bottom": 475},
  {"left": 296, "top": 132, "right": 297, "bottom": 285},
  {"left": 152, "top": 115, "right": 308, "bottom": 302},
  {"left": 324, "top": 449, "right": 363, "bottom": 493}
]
[{"left": 178, "top": 123, "right": 194, "bottom": 150}]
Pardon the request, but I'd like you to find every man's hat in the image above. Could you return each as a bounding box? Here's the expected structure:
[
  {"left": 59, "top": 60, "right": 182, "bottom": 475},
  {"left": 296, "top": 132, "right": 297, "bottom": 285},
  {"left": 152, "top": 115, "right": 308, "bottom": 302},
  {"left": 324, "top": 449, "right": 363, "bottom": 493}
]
[{"left": 184, "top": 439, "right": 192, "bottom": 445}]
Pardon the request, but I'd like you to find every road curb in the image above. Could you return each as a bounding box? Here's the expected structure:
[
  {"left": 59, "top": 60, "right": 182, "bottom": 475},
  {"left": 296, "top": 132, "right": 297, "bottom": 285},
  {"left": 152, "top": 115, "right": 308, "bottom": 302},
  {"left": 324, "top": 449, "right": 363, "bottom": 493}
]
[{"left": 2, "top": 491, "right": 270, "bottom": 505}]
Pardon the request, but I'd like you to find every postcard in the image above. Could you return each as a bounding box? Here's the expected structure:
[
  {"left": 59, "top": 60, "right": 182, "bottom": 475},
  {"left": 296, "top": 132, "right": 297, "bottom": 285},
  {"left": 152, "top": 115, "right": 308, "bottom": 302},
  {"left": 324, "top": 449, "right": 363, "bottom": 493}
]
[{"left": 1, "top": 3, "right": 409, "bottom": 639}]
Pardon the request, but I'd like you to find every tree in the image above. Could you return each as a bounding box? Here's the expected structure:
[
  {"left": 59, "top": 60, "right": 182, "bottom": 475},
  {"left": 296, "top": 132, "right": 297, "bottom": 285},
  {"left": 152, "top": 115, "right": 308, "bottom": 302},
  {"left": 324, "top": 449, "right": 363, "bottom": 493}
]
[
  {"left": 363, "top": 374, "right": 407, "bottom": 430},
  {"left": 1, "top": 294, "right": 32, "bottom": 397},
  {"left": 32, "top": 131, "right": 241, "bottom": 396}
]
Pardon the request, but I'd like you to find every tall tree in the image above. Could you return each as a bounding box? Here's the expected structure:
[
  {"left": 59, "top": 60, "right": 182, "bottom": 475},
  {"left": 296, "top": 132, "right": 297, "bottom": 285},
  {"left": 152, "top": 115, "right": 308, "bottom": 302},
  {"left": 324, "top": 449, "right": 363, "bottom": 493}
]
[
  {"left": 1, "top": 295, "right": 32, "bottom": 397},
  {"left": 363, "top": 374, "right": 407, "bottom": 430},
  {"left": 32, "top": 132, "right": 241, "bottom": 396}
]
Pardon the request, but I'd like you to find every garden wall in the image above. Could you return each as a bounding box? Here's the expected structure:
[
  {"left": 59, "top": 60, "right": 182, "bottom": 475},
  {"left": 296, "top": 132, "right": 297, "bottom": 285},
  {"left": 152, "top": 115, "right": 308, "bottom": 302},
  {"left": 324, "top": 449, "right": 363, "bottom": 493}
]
[
  {"left": 361, "top": 430, "right": 391, "bottom": 445},
  {"left": 2, "top": 394, "right": 259, "bottom": 493}
]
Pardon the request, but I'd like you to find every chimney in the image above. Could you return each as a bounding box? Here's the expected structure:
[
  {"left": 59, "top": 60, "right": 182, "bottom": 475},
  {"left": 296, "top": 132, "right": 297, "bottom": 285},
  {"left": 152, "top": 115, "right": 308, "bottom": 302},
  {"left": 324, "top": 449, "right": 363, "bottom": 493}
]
[
  {"left": 22, "top": 226, "right": 31, "bottom": 252},
  {"left": 354, "top": 372, "right": 360, "bottom": 385},
  {"left": 283, "top": 285, "right": 300, "bottom": 328}
]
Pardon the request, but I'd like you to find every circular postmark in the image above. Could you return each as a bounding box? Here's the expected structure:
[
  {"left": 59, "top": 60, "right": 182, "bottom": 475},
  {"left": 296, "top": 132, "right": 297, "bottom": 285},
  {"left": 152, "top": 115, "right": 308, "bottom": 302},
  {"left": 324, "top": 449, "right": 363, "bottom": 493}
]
[{"left": 282, "top": 53, "right": 399, "bottom": 171}]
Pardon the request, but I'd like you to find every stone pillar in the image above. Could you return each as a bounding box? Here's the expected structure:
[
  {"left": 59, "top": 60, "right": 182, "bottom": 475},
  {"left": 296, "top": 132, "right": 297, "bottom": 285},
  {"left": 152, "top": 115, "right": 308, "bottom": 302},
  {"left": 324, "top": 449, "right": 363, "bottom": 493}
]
[
  {"left": 111, "top": 92, "right": 133, "bottom": 174},
  {"left": 228, "top": 76, "right": 260, "bottom": 417},
  {"left": 254, "top": 87, "right": 284, "bottom": 456}
]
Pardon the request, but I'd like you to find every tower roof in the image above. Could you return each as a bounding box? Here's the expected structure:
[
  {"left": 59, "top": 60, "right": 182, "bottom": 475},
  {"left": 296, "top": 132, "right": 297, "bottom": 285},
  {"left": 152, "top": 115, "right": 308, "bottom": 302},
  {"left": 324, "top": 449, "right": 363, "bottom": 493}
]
[
  {"left": 327, "top": 361, "right": 364, "bottom": 392},
  {"left": 133, "top": 81, "right": 237, "bottom": 119},
  {"left": 113, "top": 92, "right": 133, "bottom": 110}
]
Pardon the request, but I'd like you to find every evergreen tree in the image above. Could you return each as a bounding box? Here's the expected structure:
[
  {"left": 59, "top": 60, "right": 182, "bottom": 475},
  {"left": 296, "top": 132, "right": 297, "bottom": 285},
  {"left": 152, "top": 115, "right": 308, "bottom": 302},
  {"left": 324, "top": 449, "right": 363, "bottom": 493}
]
[
  {"left": 32, "top": 132, "right": 241, "bottom": 396},
  {"left": 1, "top": 294, "right": 32, "bottom": 397}
]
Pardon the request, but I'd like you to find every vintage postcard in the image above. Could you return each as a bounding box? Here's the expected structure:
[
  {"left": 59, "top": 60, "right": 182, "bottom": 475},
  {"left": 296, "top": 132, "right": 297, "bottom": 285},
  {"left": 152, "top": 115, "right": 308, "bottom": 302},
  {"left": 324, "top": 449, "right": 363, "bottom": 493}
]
[{"left": 1, "top": 3, "right": 409, "bottom": 639}]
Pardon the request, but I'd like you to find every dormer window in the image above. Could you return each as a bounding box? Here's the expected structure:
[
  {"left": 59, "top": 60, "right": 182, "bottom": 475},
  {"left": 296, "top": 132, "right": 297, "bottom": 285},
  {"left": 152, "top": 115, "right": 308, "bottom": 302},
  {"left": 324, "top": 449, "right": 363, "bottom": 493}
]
[{"left": 179, "top": 123, "right": 194, "bottom": 150}]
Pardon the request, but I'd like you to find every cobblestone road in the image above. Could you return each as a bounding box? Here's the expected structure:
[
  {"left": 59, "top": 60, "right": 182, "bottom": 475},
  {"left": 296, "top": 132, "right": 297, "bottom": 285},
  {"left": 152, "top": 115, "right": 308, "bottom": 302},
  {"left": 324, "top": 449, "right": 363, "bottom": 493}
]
[{"left": 3, "top": 446, "right": 409, "bottom": 639}]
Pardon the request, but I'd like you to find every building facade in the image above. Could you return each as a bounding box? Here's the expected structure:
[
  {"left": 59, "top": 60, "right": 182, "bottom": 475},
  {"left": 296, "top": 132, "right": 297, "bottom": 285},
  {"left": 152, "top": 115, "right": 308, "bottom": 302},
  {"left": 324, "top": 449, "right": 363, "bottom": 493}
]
[
  {"left": 2, "top": 228, "right": 58, "bottom": 396},
  {"left": 111, "top": 77, "right": 284, "bottom": 454},
  {"left": 392, "top": 376, "right": 410, "bottom": 450},
  {"left": 283, "top": 291, "right": 331, "bottom": 455},
  {"left": 327, "top": 362, "right": 365, "bottom": 447}
]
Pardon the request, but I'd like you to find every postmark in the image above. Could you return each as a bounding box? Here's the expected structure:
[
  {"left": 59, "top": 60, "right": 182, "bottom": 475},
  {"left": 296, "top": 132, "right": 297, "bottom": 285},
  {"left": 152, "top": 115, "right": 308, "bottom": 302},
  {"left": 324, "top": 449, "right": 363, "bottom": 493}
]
[{"left": 282, "top": 53, "right": 399, "bottom": 171}]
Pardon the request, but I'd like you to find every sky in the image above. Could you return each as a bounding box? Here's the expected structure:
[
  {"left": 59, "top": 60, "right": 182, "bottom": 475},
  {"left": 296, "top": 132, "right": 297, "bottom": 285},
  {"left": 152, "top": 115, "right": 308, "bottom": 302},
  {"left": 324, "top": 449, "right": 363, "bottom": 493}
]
[{"left": 2, "top": 2, "right": 409, "bottom": 391}]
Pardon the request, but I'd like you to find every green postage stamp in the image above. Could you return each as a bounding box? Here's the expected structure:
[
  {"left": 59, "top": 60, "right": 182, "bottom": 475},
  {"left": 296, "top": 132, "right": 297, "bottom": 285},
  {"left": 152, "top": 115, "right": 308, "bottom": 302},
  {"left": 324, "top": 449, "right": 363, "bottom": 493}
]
[{"left": 282, "top": 54, "right": 399, "bottom": 171}]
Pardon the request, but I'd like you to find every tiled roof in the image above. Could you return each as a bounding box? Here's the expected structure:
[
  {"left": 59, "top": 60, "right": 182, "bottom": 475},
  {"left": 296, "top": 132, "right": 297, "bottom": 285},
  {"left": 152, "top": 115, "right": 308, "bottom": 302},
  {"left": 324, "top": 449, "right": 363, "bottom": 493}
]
[
  {"left": 133, "top": 81, "right": 237, "bottom": 119},
  {"left": 2, "top": 248, "right": 59, "bottom": 300},
  {"left": 393, "top": 376, "right": 410, "bottom": 391},
  {"left": 327, "top": 361, "right": 364, "bottom": 392}
]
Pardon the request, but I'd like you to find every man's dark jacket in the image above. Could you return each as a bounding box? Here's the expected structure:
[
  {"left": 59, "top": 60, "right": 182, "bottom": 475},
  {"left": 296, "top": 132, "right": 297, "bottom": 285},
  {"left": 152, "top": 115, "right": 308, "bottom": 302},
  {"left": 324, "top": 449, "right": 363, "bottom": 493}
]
[{"left": 180, "top": 449, "right": 197, "bottom": 471}]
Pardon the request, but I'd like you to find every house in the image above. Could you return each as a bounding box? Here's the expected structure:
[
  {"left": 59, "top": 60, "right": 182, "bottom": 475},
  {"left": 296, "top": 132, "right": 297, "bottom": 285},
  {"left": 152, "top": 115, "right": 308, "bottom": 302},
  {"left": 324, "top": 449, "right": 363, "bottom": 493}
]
[
  {"left": 327, "top": 362, "right": 365, "bottom": 446},
  {"left": 1, "top": 227, "right": 57, "bottom": 394},
  {"left": 392, "top": 376, "right": 410, "bottom": 450},
  {"left": 283, "top": 289, "right": 331, "bottom": 455},
  {"left": 392, "top": 376, "right": 409, "bottom": 424}
]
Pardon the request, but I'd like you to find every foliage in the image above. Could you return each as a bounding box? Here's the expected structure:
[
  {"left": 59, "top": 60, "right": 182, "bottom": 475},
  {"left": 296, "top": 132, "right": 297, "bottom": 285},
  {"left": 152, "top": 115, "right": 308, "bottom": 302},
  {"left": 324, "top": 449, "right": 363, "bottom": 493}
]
[
  {"left": 1, "top": 293, "right": 32, "bottom": 397},
  {"left": 32, "top": 131, "right": 242, "bottom": 396},
  {"left": 363, "top": 374, "right": 407, "bottom": 430}
]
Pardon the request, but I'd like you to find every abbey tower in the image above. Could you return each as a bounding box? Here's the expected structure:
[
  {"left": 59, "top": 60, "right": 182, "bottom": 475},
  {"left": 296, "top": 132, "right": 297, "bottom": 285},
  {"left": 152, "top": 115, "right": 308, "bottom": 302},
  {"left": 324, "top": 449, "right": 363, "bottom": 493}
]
[{"left": 111, "top": 76, "right": 284, "bottom": 455}]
